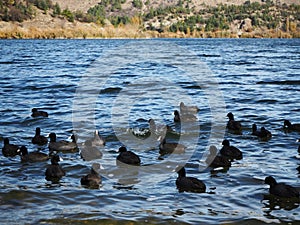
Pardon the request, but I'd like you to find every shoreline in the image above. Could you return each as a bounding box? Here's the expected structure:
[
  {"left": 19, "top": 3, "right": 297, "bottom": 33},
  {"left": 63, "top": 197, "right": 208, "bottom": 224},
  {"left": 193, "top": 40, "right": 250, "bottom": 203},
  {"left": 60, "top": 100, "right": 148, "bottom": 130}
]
[{"left": 0, "top": 21, "right": 299, "bottom": 39}]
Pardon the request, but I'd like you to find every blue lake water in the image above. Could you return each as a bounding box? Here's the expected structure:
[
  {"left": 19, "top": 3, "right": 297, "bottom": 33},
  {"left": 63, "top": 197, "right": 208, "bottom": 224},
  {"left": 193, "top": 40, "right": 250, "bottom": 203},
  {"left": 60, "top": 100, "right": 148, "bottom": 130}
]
[{"left": 0, "top": 38, "right": 300, "bottom": 224}]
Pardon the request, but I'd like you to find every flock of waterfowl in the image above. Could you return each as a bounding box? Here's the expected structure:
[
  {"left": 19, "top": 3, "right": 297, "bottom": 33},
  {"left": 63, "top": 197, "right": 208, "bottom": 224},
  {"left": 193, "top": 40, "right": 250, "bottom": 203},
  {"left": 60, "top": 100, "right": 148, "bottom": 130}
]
[{"left": 1, "top": 104, "right": 300, "bottom": 201}]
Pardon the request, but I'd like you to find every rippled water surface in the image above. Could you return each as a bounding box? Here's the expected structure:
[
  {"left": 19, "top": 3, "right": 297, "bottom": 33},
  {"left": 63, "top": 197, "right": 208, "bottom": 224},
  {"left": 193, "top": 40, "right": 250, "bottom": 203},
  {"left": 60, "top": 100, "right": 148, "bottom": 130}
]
[{"left": 0, "top": 38, "right": 300, "bottom": 224}]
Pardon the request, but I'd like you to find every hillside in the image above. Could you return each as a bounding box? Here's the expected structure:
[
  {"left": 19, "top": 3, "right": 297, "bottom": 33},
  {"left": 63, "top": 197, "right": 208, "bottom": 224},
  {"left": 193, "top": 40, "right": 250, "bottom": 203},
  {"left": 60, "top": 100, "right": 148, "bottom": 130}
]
[
  {"left": 52, "top": 0, "right": 299, "bottom": 12},
  {"left": 0, "top": 0, "right": 299, "bottom": 38}
]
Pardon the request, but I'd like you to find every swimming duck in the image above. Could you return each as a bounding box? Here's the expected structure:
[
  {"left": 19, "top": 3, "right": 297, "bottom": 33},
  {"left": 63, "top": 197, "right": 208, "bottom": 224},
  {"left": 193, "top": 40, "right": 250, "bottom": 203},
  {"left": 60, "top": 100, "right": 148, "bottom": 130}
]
[
  {"left": 264, "top": 176, "right": 299, "bottom": 198},
  {"left": 32, "top": 127, "right": 48, "bottom": 145},
  {"left": 174, "top": 110, "right": 197, "bottom": 123},
  {"left": 19, "top": 146, "right": 49, "bottom": 162},
  {"left": 260, "top": 127, "right": 272, "bottom": 139},
  {"left": 2, "top": 138, "right": 20, "bottom": 157},
  {"left": 81, "top": 163, "right": 102, "bottom": 188},
  {"left": 179, "top": 102, "right": 200, "bottom": 114},
  {"left": 31, "top": 108, "right": 48, "bottom": 117},
  {"left": 116, "top": 146, "right": 141, "bottom": 166},
  {"left": 252, "top": 124, "right": 260, "bottom": 136},
  {"left": 88, "top": 130, "right": 105, "bottom": 146},
  {"left": 176, "top": 167, "right": 206, "bottom": 193},
  {"left": 80, "top": 139, "right": 103, "bottom": 161},
  {"left": 206, "top": 145, "right": 231, "bottom": 168},
  {"left": 284, "top": 120, "right": 300, "bottom": 132},
  {"left": 220, "top": 139, "right": 243, "bottom": 160},
  {"left": 45, "top": 155, "right": 65, "bottom": 181},
  {"left": 252, "top": 124, "right": 272, "bottom": 139},
  {"left": 148, "top": 119, "right": 173, "bottom": 136},
  {"left": 226, "top": 112, "right": 242, "bottom": 134},
  {"left": 158, "top": 136, "right": 186, "bottom": 155},
  {"left": 48, "top": 133, "right": 78, "bottom": 153}
]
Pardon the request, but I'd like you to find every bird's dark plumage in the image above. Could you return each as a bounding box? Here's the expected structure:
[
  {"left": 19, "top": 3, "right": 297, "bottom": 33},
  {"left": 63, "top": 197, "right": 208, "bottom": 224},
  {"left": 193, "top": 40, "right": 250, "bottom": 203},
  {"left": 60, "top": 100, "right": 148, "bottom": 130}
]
[
  {"left": 31, "top": 108, "right": 48, "bottom": 117},
  {"left": 2, "top": 138, "right": 20, "bottom": 157},
  {"left": 88, "top": 130, "right": 105, "bottom": 146},
  {"left": 80, "top": 139, "right": 103, "bottom": 161},
  {"left": 48, "top": 133, "right": 78, "bottom": 152},
  {"left": 284, "top": 120, "right": 300, "bottom": 132},
  {"left": 206, "top": 145, "right": 231, "bottom": 168},
  {"left": 265, "top": 176, "right": 299, "bottom": 198},
  {"left": 20, "top": 146, "right": 49, "bottom": 162},
  {"left": 32, "top": 127, "right": 48, "bottom": 145},
  {"left": 45, "top": 155, "right": 65, "bottom": 181},
  {"left": 148, "top": 119, "right": 172, "bottom": 137},
  {"left": 81, "top": 164, "right": 102, "bottom": 188},
  {"left": 176, "top": 167, "right": 206, "bottom": 193},
  {"left": 116, "top": 146, "right": 141, "bottom": 166},
  {"left": 220, "top": 139, "right": 243, "bottom": 160},
  {"left": 252, "top": 124, "right": 272, "bottom": 139},
  {"left": 158, "top": 137, "right": 186, "bottom": 155},
  {"left": 174, "top": 110, "right": 197, "bottom": 123},
  {"left": 179, "top": 102, "right": 200, "bottom": 114},
  {"left": 226, "top": 112, "right": 242, "bottom": 134}
]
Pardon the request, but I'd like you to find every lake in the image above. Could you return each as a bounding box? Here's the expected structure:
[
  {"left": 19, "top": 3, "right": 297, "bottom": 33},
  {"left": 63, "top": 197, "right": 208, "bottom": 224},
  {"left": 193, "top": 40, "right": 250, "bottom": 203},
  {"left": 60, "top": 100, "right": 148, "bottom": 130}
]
[{"left": 0, "top": 38, "right": 299, "bottom": 224}]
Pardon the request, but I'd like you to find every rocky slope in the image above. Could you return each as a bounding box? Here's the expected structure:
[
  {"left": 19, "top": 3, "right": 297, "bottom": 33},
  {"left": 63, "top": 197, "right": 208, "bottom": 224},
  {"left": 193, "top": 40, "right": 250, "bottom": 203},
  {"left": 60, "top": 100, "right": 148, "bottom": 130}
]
[
  {"left": 52, "top": 0, "right": 299, "bottom": 12},
  {"left": 0, "top": 0, "right": 299, "bottom": 38}
]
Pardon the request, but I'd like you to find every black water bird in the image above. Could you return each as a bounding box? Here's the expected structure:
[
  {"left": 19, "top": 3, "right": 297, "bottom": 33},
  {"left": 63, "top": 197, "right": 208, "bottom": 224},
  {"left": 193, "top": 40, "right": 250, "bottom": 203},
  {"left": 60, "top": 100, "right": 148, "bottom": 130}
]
[
  {"left": 45, "top": 155, "right": 65, "bottom": 181},
  {"left": 226, "top": 112, "right": 242, "bottom": 134},
  {"left": 220, "top": 139, "right": 243, "bottom": 160},
  {"left": 148, "top": 119, "right": 173, "bottom": 137},
  {"left": 80, "top": 139, "right": 103, "bottom": 161},
  {"left": 252, "top": 124, "right": 260, "bottom": 136},
  {"left": 176, "top": 167, "right": 206, "bottom": 193},
  {"left": 20, "top": 146, "right": 49, "bottom": 162},
  {"left": 2, "top": 138, "right": 20, "bottom": 157},
  {"left": 284, "top": 120, "right": 300, "bottom": 132},
  {"left": 179, "top": 102, "right": 200, "bottom": 114},
  {"left": 264, "top": 176, "right": 299, "bottom": 198},
  {"left": 206, "top": 145, "right": 231, "bottom": 168},
  {"left": 116, "top": 146, "right": 141, "bottom": 166},
  {"left": 32, "top": 127, "right": 48, "bottom": 145},
  {"left": 174, "top": 110, "right": 197, "bottom": 123},
  {"left": 88, "top": 130, "right": 105, "bottom": 146},
  {"left": 252, "top": 124, "right": 272, "bottom": 139},
  {"left": 48, "top": 133, "right": 78, "bottom": 152},
  {"left": 158, "top": 136, "right": 186, "bottom": 155},
  {"left": 81, "top": 163, "right": 102, "bottom": 188},
  {"left": 31, "top": 108, "right": 48, "bottom": 117}
]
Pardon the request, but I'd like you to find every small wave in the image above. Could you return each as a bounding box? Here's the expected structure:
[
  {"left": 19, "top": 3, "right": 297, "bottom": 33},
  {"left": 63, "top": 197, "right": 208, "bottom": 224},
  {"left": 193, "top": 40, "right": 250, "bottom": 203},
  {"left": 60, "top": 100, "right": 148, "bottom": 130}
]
[
  {"left": 256, "top": 99, "right": 278, "bottom": 103},
  {"left": 0, "top": 61, "right": 14, "bottom": 64},
  {"left": 199, "top": 54, "right": 221, "bottom": 58},
  {"left": 225, "top": 60, "right": 256, "bottom": 66},
  {"left": 257, "top": 80, "right": 300, "bottom": 85},
  {"left": 100, "top": 87, "right": 122, "bottom": 94}
]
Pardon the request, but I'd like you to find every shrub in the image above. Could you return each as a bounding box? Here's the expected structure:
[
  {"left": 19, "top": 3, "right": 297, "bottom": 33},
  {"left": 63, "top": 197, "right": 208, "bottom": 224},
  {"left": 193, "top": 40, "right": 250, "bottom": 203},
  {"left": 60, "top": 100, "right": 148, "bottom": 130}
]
[
  {"left": 62, "top": 8, "right": 74, "bottom": 22},
  {"left": 52, "top": 3, "right": 61, "bottom": 16},
  {"left": 133, "top": 0, "right": 143, "bottom": 9}
]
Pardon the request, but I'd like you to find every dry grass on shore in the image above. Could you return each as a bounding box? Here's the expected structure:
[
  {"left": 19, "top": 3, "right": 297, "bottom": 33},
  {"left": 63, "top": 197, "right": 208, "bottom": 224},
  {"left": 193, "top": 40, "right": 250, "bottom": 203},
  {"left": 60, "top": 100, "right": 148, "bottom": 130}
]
[{"left": 0, "top": 21, "right": 299, "bottom": 39}]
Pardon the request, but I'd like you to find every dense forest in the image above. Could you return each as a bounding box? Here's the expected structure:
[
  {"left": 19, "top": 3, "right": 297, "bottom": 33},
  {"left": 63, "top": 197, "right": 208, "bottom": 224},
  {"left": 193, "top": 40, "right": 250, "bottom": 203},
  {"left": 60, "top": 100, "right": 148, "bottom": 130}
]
[{"left": 0, "top": 0, "right": 299, "bottom": 38}]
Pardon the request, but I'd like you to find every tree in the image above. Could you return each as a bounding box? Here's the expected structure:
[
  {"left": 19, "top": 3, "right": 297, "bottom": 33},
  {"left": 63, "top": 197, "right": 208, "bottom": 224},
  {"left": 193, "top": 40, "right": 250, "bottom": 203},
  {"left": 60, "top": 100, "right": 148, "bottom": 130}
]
[
  {"left": 62, "top": 8, "right": 74, "bottom": 22},
  {"left": 52, "top": 2, "right": 61, "bottom": 16}
]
